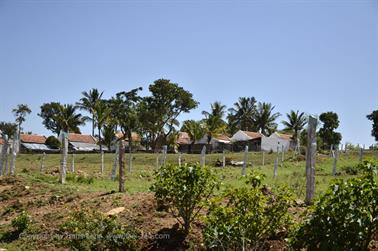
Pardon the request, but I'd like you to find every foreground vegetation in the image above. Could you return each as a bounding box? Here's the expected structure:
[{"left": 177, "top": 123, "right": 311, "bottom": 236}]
[{"left": 0, "top": 150, "right": 377, "bottom": 250}]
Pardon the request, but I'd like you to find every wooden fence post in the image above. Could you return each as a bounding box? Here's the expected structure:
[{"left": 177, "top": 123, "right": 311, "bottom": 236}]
[
  {"left": 242, "top": 145, "right": 248, "bottom": 176},
  {"left": 359, "top": 147, "right": 363, "bottom": 162},
  {"left": 10, "top": 129, "right": 18, "bottom": 175},
  {"left": 201, "top": 145, "right": 206, "bottom": 167},
  {"left": 178, "top": 152, "right": 182, "bottom": 167},
  {"left": 71, "top": 152, "right": 75, "bottom": 173},
  {"left": 222, "top": 150, "right": 226, "bottom": 168},
  {"left": 273, "top": 155, "right": 278, "bottom": 178},
  {"left": 40, "top": 152, "right": 46, "bottom": 173},
  {"left": 111, "top": 141, "right": 119, "bottom": 181},
  {"left": 119, "top": 140, "right": 125, "bottom": 192},
  {"left": 332, "top": 149, "right": 338, "bottom": 176},
  {"left": 262, "top": 151, "right": 265, "bottom": 166},
  {"left": 305, "top": 116, "right": 317, "bottom": 204},
  {"left": 59, "top": 131, "right": 68, "bottom": 184}
]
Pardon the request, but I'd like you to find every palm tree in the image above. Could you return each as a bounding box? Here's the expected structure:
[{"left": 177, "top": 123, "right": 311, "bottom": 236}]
[
  {"left": 202, "top": 101, "right": 227, "bottom": 145},
  {"left": 282, "top": 110, "right": 307, "bottom": 147},
  {"left": 102, "top": 122, "right": 116, "bottom": 150},
  {"left": 56, "top": 104, "right": 86, "bottom": 133},
  {"left": 76, "top": 88, "right": 103, "bottom": 136},
  {"left": 181, "top": 120, "right": 206, "bottom": 153},
  {"left": 254, "top": 102, "right": 281, "bottom": 135},
  {"left": 12, "top": 104, "right": 31, "bottom": 133},
  {"left": 93, "top": 100, "right": 111, "bottom": 152},
  {"left": 227, "top": 97, "right": 257, "bottom": 133}
]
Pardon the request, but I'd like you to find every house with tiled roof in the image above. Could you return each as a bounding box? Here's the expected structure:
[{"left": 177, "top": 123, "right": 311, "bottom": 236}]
[
  {"left": 110, "top": 131, "right": 143, "bottom": 152},
  {"left": 67, "top": 133, "right": 107, "bottom": 152},
  {"left": 20, "top": 134, "right": 54, "bottom": 152},
  {"left": 230, "top": 130, "right": 263, "bottom": 151},
  {"left": 261, "top": 132, "right": 294, "bottom": 152},
  {"left": 195, "top": 134, "right": 232, "bottom": 153}
]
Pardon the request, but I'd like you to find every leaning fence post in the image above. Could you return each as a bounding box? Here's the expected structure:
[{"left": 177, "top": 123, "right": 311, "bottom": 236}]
[
  {"left": 40, "top": 152, "right": 46, "bottom": 173},
  {"left": 200, "top": 145, "right": 206, "bottom": 167},
  {"left": 242, "top": 145, "right": 248, "bottom": 176},
  {"left": 71, "top": 152, "right": 75, "bottom": 173},
  {"left": 332, "top": 149, "right": 338, "bottom": 176},
  {"left": 222, "top": 150, "right": 226, "bottom": 168},
  {"left": 305, "top": 116, "right": 317, "bottom": 204}
]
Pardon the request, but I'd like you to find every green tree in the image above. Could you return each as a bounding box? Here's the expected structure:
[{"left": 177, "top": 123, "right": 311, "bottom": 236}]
[
  {"left": 93, "top": 100, "right": 111, "bottom": 152},
  {"left": 181, "top": 120, "right": 206, "bottom": 153},
  {"left": 367, "top": 110, "right": 378, "bottom": 142},
  {"left": 318, "top": 111, "right": 342, "bottom": 149},
  {"left": 254, "top": 102, "right": 280, "bottom": 135},
  {"left": 282, "top": 110, "right": 307, "bottom": 147},
  {"left": 139, "top": 79, "right": 198, "bottom": 151},
  {"left": 0, "top": 122, "right": 18, "bottom": 139},
  {"left": 38, "top": 103, "right": 85, "bottom": 136},
  {"left": 76, "top": 88, "right": 104, "bottom": 136},
  {"left": 101, "top": 122, "right": 116, "bottom": 150},
  {"left": 12, "top": 104, "right": 31, "bottom": 133},
  {"left": 202, "top": 101, "right": 227, "bottom": 144},
  {"left": 227, "top": 97, "right": 257, "bottom": 133}
]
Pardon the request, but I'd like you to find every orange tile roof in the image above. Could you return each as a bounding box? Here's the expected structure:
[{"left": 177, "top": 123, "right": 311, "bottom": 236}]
[
  {"left": 20, "top": 134, "right": 47, "bottom": 144},
  {"left": 214, "top": 134, "right": 231, "bottom": 142},
  {"left": 276, "top": 133, "right": 293, "bottom": 140},
  {"left": 177, "top": 132, "right": 191, "bottom": 144},
  {"left": 242, "top": 131, "right": 263, "bottom": 139},
  {"left": 115, "top": 132, "right": 141, "bottom": 142},
  {"left": 68, "top": 133, "right": 97, "bottom": 144}
]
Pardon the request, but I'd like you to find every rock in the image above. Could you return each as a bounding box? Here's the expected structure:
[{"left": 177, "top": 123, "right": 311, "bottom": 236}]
[
  {"left": 105, "top": 207, "right": 125, "bottom": 216},
  {"left": 24, "top": 186, "right": 30, "bottom": 190}
]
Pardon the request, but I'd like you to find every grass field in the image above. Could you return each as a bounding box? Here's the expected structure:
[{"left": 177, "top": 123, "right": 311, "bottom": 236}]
[{"left": 1, "top": 150, "right": 377, "bottom": 250}]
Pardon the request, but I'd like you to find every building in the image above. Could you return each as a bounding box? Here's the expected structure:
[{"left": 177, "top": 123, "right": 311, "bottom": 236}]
[
  {"left": 20, "top": 134, "right": 55, "bottom": 153},
  {"left": 261, "top": 132, "right": 294, "bottom": 152},
  {"left": 195, "top": 134, "right": 232, "bottom": 153},
  {"left": 112, "top": 132, "right": 143, "bottom": 151},
  {"left": 68, "top": 133, "right": 106, "bottom": 152},
  {"left": 230, "top": 130, "right": 263, "bottom": 151}
]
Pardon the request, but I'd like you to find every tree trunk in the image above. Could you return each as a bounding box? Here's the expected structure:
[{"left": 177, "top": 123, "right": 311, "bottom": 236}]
[
  {"left": 200, "top": 145, "right": 206, "bottom": 167},
  {"left": 0, "top": 137, "right": 9, "bottom": 176},
  {"left": 99, "top": 126, "right": 104, "bottom": 173},
  {"left": 40, "top": 152, "right": 46, "bottom": 173},
  {"left": 305, "top": 116, "right": 317, "bottom": 204},
  {"left": 242, "top": 145, "right": 248, "bottom": 176},
  {"left": 118, "top": 140, "right": 125, "bottom": 192},
  {"left": 60, "top": 132, "right": 68, "bottom": 184},
  {"left": 332, "top": 149, "right": 338, "bottom": 176},
  {"left": 92, "top": 115, "right": 95, "bottom": 137},
  {"left": 71, "top": 152, "right": 75, "bottom": 172},
  {"left": 128, "top": 132, "right": 133, "bottom": 172}
]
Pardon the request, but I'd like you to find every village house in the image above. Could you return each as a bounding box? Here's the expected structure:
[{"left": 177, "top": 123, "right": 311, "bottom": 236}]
[
  {"left": 230, "top": 130, "right": 263, "bottom": 151},
  {"left": 261, "top": 132, "right": 294, "bottom": 152},
  {"left": 112, "top": 132, "right": 142, "bottom": 152},
  {"left": 195, "top": 134, "right": 232, "bottom": 153},
  {"left": 20, "top": 134, "right": 55, "bottom": 153},
  {"left": 68, "top": 133, "right": 106, "bottom": 152}
]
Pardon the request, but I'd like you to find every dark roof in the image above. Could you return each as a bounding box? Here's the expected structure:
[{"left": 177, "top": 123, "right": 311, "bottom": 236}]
[{"left": 242, "top": 131, "right": 263, "bottom": 139}]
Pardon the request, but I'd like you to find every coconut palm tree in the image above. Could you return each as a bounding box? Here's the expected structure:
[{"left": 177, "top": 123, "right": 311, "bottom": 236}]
[
  {"left": 93, "top": 100, "right": 111, "bottom": 152},
  {"left": 12, "top": 104, "right": 31, "bottom": 133},
  {"left": 202, "top": 102, "right": 227, "bottom": 144},
  {"left": 254, "top": 102, "right": 281, "bottom": 135},
  {"left": 282, "top": 110, "right": 307, "bottom": 147},
  {"left": 76, "top": 88, "right": 103, "bottom": 136},
  {"left": 56, "top": 104, "right": 86, "bottom": 133},
  {"left": 227, "top": 97, "right": 257, "bottom": 133},
  {"left": 181, "top": 120, "right": 206, "bottom": 153}
]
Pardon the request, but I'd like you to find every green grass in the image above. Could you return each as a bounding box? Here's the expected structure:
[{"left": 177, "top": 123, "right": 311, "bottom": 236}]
[{"left": 13, "top": 150, "right": 378, "bottom": 199}]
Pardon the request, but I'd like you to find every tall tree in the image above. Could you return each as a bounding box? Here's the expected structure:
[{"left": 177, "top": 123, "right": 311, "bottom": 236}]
[
  {"left": 367, "top": 110, "right": 378, "bottom": 142},
  {"left": 76, "top": 88, "right": 103, "bottom": 136},
  {"left": 318, "top": 111, "right": 342, "bottom": 149},
  {"left": 254, "top": 102, "right": 281, "bottom": 135},
  {"left": 282, "top": 110, "right": 307, "bottom": 146},
  {"left": 93, "top": 100, "right": 111, "bottom": 152},
  {"left": 227, "top": 97, "right": 257, "bottom": 133},
  {"left": 202, "top": 101, "right": 227, "bottom": 144},
  {"left": 109, "top": 88, "right": 142, "bottom": 191},
  {"left": 12, "top": 104, "right": 31, "bottom": 133},
  {"left": 139, "top": 79, "right": 198, "bottom": 151},
  {"left": 39, "top": 103, "right": 85, "bottom": 135},
  {"left": 181, "top": 120, "right": 206, "bottom": 153}
]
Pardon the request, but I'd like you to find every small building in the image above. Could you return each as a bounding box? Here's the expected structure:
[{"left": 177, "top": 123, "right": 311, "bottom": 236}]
[
  {"left": 261, "top": 132, "right": 294, "bottom": 152},
  {"left": 112, "top": 132, "right": 143, "bottom": 151},
  {"left": 177, "top": 132, "right": 192, "bottom": 153},
  {"left": 68, "top": 133, "right": 107, "bottom": 152},
  {"left": 195, "top": 134, "right": 232, "bottom": 153},
  {"left": 230, "top": 130, "right": 263, "bottom": 151},
  {"left": 20, "top": 134, "right": 55, "bottom": 153}
]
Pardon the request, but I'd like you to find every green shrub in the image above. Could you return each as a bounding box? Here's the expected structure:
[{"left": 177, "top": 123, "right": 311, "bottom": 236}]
[
  {"left": 150, "top": 163, "right": 218, "bottom": 234},
  {"left": 45, "top": 136, "right": 61, "bottom": 149},
  {"left": 203, "top": 172, "right": 293, "bottom": 250},
  {"left": 341, "top": 159, "right": 378, "bottom": 175},
  {"left": 11, "top": 211, "right": 31, "bottom": 235},
  {"left": 60, "top": 209, "right": 139, "bottom": 251},
  {"left": 290, "top": 160, "right": 378, "bottom": 250}
]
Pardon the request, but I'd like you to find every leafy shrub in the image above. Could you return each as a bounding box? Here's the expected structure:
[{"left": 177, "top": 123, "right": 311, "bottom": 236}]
[
  {"left": 203, "top": 172, "right": 293, "bottom": 250},
  {"left": 60, "top": 209, "right": 139, "bottom": 251},
  {"left": 341, "top": 159, "right": 378, "bottom": 175},
  {"left": 66, "top": 174, "right": 94, "bottom": 184},
  {"left": 45, "top": 136, "right": 61, "bottom": 149},
  {"left": 290, "top": 160, "right": 378, "bottom": 250},
  {"left": 150, "top": 163, "right": 218, "bottom": 234},
  {"left": 11, "top": 211, "right": 31, "bottom": 235}
]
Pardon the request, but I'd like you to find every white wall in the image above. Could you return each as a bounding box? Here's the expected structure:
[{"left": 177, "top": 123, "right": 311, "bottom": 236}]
[
  {"left": 230, "top": 130, "right": 250, "bottom": 142},
  {"left": 261, "top": 133, "right": 290, "bottom": 152}
]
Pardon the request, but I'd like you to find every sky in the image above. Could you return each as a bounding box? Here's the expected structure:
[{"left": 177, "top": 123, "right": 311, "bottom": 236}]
[{"left": 0, "top": 0, "right": 377, "bottom": 146}]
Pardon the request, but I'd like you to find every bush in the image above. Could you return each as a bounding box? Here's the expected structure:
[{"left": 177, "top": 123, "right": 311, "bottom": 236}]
[
  {"left": 341, "top": 159, "right": 378, "bottom": 175},
  {"left": 203, "top": 172, "right": 293, "bottom": 250},
  {"left": 11, "top": 211, "right": 31, "bottom": 235},
  {"left": 45, "top": 136, "right": 61, "bottom": 149},
  {"left": 150, "top": 163, "right": 218, "bottom": 234},
  {"left": 59, "top": 209, "right": 139, "bottom": 251},
  {"left": 290, "top": 160, "right": 378, "bottom": 250}
]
